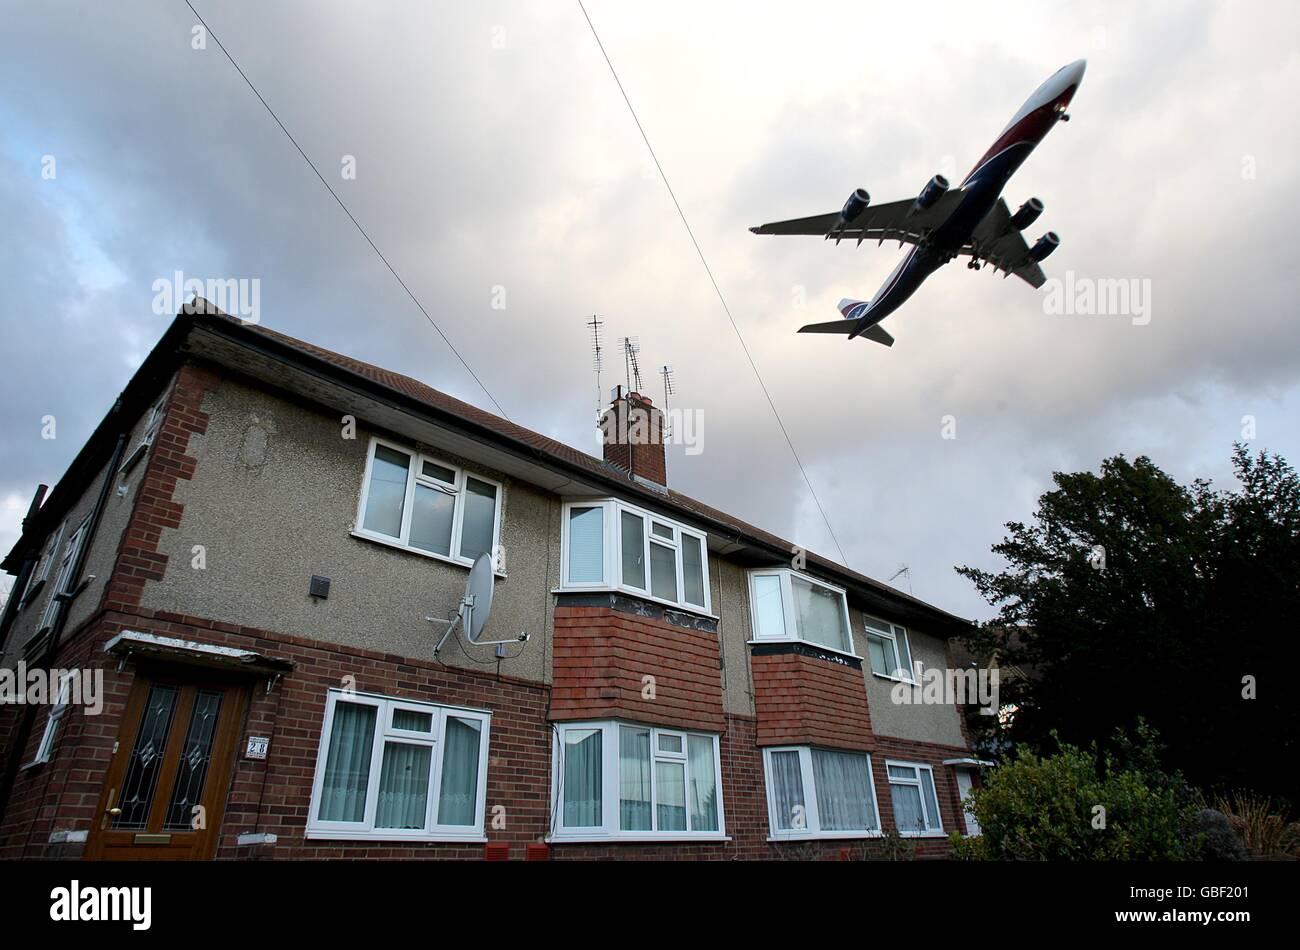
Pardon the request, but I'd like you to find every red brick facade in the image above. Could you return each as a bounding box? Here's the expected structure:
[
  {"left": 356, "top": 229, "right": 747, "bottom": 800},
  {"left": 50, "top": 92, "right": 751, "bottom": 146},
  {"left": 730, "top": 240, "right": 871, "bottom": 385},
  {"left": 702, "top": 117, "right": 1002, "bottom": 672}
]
[
  {"left": 751, "top": 649, "right": 875, "bottom": 751},
  {"left": 551, "top": 602, "right": 725, "bottom": 733}
]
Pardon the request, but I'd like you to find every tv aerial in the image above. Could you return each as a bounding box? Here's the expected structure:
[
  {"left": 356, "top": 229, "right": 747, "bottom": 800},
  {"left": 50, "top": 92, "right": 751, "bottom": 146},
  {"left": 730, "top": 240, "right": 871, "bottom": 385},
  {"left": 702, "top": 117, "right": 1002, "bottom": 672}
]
[{"left": 427, "top": 553, "right": 531, "bottom": 658}]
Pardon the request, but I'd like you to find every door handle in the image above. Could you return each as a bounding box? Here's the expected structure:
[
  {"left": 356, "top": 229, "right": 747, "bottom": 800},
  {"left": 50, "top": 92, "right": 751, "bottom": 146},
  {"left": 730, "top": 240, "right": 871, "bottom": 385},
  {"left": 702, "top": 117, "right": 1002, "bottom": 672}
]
[
  {"left": 100, "top": 787, "right": 119, "bottom": 829},
  {"left": 107, "top": 808, "right": 122, "bottom": 816}
]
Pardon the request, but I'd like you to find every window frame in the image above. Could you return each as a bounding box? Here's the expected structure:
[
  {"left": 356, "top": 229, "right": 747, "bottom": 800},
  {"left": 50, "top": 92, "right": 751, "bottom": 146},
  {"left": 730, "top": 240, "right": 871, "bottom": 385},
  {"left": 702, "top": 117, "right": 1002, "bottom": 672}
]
[
  {"left": 37, "top": 516, "right": 89, "bottom": 633},
  {"left": 885, "top": 759, "right": 945, "bottom": 837},
  {"left": 865, "top": 616, "right": 915, "bottom": 683},
  {"left": 549, "top": 720, "right": 727, "bottom": 842},
  {"left": 558, "top": 500, "right": 712, "bottom": 615},
  {"left": 29, "top": 673, "right": 72, "bottom": 766},
  {"left": 352, "top": 435, "right": 504, "bottom": 571},
  {"left": 119, "top": 396, "right": 166, "bottom": 475},
  {"left": 762, "top": 746, "right": 882, "bottom": 840},
  {"left": 305, "top": 688, "right": 492, "bottom": 842},
  {"left": 746, "top": 568, "right": 856, "bottom": 657}
]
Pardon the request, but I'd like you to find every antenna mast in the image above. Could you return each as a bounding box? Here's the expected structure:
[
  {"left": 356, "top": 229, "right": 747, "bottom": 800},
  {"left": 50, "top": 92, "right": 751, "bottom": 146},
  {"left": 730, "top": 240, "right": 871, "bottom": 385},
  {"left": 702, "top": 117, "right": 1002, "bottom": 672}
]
[
  {"left": 587, "top": 315, "right": 604, "bottom": 421},
  {"left": 622, "top": 336, "right": 643, "bottom": 393},
  {"left": 659, "top": 364, "right": 675, "bottom": 439}
]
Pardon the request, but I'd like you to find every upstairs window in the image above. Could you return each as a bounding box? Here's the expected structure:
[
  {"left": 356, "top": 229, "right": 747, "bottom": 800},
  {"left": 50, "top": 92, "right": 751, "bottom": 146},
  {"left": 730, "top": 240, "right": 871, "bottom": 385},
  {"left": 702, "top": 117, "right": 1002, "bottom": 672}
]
[
  {"left": 31, "top": 673, "right": 72, "bottom": 765},
  {"left": 38, "top": 517, "right": 89, "bottom": 633},
  {"left": 865, "top": 617, "right": 914, "bottom": 681},
  {"left": 355, "top": 437, "right": 502, "bottom": 568},
  {"left": 560, "top": 501, "right": 710, "bottom": 614},
  {"left": 748, "top": 569, "right": 853, "bottom": 655}
]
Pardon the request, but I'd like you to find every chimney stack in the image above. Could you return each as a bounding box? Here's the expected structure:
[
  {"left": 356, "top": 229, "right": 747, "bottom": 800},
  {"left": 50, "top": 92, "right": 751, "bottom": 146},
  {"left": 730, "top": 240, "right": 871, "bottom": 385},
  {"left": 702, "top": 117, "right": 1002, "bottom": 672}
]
[{"left": 599, "top": 387, "right": 667, "bottom": 488}]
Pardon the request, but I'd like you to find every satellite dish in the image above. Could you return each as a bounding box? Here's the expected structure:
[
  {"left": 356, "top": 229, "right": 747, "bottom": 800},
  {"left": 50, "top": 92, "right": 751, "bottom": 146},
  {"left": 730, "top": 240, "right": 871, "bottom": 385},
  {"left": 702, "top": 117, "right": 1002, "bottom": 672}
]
[
  {"left": 462, "top": 552, "right": 495, "bottom": 642},
  {"left": 427, "top": 552, "right": 530, "bottom": 657}
]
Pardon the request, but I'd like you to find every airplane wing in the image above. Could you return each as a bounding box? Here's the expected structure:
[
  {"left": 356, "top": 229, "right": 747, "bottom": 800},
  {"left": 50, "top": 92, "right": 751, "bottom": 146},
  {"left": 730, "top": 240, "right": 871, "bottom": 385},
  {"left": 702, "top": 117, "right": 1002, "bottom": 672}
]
[
  {"left": 960, "top": 199, "right": 1047, "bottom": 288},
  {"left": 750, "top": 191, "right": 966, "bottom": 245}
]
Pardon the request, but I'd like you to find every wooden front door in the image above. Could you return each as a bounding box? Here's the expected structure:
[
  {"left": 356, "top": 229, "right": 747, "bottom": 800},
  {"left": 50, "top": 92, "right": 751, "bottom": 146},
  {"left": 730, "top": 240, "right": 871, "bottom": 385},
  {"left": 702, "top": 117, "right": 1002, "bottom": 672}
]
[{"left": 85, "top": 668, "right": 249, "bottom": 860}]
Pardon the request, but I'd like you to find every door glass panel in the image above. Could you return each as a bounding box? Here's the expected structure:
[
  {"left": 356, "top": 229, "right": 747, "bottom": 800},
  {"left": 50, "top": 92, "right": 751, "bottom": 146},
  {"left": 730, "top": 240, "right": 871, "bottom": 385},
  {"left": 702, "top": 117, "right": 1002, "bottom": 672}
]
[
  {"left": 113, "top": 684, "right": 181, "bottom": 830},
  {"left": 163, "top": 689, "right": 225, "bottom": 831}
]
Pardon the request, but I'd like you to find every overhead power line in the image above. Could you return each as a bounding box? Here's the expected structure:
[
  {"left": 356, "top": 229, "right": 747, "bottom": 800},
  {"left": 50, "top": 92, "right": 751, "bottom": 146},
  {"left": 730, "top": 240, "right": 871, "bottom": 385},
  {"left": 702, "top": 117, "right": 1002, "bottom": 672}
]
[
  {"left": 183, "top": 0, "right": 509, "bottom": 419},
  {"left": 577, "top": 1, "right": 850, "bottom": 567}
]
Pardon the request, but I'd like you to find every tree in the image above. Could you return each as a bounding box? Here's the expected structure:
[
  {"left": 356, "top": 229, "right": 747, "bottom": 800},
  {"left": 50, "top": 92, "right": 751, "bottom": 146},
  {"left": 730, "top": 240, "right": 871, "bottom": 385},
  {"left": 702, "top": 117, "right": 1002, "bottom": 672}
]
[{"left": 957, "top": 446, "right": 1299, "bottom": 810}]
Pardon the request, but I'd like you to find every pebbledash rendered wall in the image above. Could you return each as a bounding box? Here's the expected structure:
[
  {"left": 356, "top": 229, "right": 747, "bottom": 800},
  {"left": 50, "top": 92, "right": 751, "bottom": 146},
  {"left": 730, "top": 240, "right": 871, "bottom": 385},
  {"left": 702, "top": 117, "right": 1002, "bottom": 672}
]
[{"left": 0, "top": 359, "right": 976, "bottom": 860}]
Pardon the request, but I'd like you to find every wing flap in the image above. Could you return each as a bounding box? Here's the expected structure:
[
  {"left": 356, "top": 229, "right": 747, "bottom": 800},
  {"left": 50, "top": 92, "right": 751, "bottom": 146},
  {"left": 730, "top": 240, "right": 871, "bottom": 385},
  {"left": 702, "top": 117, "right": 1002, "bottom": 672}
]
[
  {"left": 962, "top": 198, "right": 1047, "bottom": 288},
  {"left": 752, "top": 192, "right": 965, "bottom": 245}
]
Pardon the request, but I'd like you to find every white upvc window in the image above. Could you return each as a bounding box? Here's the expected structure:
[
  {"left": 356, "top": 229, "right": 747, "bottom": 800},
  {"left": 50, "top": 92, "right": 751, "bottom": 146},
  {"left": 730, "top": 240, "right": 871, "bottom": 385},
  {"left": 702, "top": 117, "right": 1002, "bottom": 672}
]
[
  {"left": 306, "top": 689, "right": 491, "bottom": 841},
  {"left": 354, "top": 436, "right": 503, "bottom": 569},
  {"left": 747, "top": 568, "right": 854, "bottom": 656},
  {"left": 38, "top": 517, "right": 89, "bottom": 633},
  {"left": 22, "top": 521, "right": 66, "bottom": 609},
  {"left": 559, "top": 500, "right": 711, "bottom": 614},
  {"left": 119, "top": 396, "right": 166, "bottom": 474},
  {"left": 865, "top": 616, "right": 915, "bottom": 682},
  {"left": 886, "top": 760, "right": 944, "bottom": 836},
  {"left": 550, "top": 721, "right": 725, "bottom": 842},
  {"left": 762, "top": 746, "right": 881, "bottom": 840},
  {"left": 31, "top": 673, "right": 72, "bottom": 765}
]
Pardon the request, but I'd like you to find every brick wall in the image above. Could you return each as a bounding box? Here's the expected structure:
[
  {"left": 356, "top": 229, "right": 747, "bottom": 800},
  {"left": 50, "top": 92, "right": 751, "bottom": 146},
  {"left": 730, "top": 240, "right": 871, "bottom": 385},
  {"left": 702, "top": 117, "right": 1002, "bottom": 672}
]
[
  {"left": 751, "top": 649, "right": 874, "bottom": 751},
  {"left": 550, "top": 603, "right": 725, "bottom": 733}
]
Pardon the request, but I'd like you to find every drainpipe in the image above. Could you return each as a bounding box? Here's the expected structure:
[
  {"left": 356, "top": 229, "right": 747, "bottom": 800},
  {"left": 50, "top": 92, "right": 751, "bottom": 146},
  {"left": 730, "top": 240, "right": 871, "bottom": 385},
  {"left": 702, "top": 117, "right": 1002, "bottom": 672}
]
[{"left": 0, "top": 415, "right": 128, "bottom": 827}]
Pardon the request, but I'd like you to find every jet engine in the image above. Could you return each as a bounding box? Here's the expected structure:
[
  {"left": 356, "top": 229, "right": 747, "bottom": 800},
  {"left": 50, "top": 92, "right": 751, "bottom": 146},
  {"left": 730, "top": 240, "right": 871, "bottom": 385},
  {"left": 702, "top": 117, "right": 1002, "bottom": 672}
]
[
  {"left": 915, "top": 174, "right": 949, "bottom": 210},
  {"left": 1010, "top": 198, "right": 1044, "bottom": 231},
  {"left": 1028, "top": 231, "right": 1060, "bottom": 262},
  {"left": 839, "top": 188, "right": 870, "bottom": 224}
]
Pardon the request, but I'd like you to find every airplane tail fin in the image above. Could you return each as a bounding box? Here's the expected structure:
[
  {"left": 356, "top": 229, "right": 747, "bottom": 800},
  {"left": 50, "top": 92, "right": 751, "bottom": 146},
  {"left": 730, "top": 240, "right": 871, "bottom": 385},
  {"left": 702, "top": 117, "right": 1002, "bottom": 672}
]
[{"left": 796, "top": 298, "right": 894, "bottom": 346}]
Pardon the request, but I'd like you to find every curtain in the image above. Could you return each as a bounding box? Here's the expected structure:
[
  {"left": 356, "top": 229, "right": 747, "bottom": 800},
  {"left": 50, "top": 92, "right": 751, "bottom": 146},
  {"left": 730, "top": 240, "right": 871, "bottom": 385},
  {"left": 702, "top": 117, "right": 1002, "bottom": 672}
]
[
  {"left": 792, "top": 576, "right": 848, "bottom": 651},
  {"left": 437, "top": 717, "right": 482, "bottom": 825},
  {"left": 919, "top": 768, "right": 940, "bottom": 831},
  {"left": 318, "top": 702, "right": 376, "bottom": 822},
  {"left": 563, "top": 729, "right": 602, "bottom": 826},
  {"left": 567, "top": 507, "right": 605, "bottom": 583},
  {"left": 769, "top": 750, "right": 805, "bottom": 830},
  {"left": 375, "top": 742, "right": 432, "bottom": 829},
  {"left": 655, "top": 761, "right": 687, "bottom": 831},
  {"left": 890, "top": 779, "right": 925, "bottom": 833},
  {"left": 812, "top": 750, "right": 875, "bottom": 831},
  {"left": 687, "top": 735, "right": 718, "bottom": 831},
  {"left": 457, "top": 478, "right": 497, "bottom": 562},
  {"left": 619, "top": 726, "right": 651, "bottom": 830}
]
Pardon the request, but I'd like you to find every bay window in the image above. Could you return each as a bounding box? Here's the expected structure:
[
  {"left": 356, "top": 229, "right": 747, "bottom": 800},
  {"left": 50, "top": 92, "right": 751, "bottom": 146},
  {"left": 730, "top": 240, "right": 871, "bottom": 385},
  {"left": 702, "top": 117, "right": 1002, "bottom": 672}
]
[
  {"left": 560, "top": 501, "right": 711, "bottom": 613},
  {"left": 354, "top": 436, "right": 502, "bottom": 567},
  {"left": 552, "top": 721, "right": 724, "bottom": 840},
  {"left": 865, "top": 616, "right": 914, "bottom": 681},
  {"left": 748, "top": 568, "right": 853, "bottom": 655},
  {"left": 886, "top": 761, "right": 944, "bottom": 835},
  {"left": 307, "top": 690, "right": 490, "bottom": 840},
  {"left": 763, "top": 746, "right": 881, "bottom": 839}
]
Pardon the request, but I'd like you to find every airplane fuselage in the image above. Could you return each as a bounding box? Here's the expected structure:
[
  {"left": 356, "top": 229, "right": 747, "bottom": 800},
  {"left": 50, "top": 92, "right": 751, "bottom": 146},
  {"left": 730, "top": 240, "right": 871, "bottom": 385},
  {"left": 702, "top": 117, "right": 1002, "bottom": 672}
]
[{"left": 846, "top": 59, "right": 1086, "bottom": 338}]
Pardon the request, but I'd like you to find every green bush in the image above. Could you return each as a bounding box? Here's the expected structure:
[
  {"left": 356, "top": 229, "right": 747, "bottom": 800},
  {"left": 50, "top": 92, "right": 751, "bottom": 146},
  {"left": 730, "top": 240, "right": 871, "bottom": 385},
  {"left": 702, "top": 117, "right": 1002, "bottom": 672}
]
[{"left": 960, "top": 729, "right": 1202, "bottom": 860}]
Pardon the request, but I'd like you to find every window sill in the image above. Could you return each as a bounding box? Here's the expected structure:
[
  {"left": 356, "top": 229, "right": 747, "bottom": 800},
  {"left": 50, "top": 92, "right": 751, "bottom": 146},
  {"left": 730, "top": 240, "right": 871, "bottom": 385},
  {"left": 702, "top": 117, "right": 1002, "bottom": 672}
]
[
  {"left": 869, "top": 671, "right": 918, "bottom": 685},
  {"left": 350, "top": 530, "right": 505, "bottom": 576},
  {"left": 747, "top": 638, "right": 862, "bottom": 662},
  {"left": 896, "top": 830, "right": 948, "bottom": 838},
  {"left": 305, "top": 829, "right": 489, "bottom": 843},
  {"left": 767, "top": 830, "right": 882, "bottom": 842},
  {"left": 547, "top": 833, "right": 731, "bottom": 844},
  {"left": 552, "top": 586, "right": 717, "bottom": 620}
]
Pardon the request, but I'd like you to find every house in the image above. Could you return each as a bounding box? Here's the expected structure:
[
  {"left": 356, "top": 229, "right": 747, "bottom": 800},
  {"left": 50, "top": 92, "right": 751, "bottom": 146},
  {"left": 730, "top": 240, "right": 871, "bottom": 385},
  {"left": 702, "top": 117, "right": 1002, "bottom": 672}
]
[{"left": 0, "top": 303, "right": 983, "bottom": 859}]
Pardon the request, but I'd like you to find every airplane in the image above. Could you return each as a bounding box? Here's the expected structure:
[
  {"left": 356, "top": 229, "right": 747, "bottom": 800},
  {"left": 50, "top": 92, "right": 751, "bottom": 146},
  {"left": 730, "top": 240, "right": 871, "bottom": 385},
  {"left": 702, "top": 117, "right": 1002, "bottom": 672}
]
[{"left": 749, "top": 59, "right": 1086, "bottom": 346}]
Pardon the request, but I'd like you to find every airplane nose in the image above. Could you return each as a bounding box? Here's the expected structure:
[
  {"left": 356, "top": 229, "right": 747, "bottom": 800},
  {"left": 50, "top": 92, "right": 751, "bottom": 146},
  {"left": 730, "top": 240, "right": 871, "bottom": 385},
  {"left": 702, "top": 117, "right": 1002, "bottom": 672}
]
[{"left": 1067, "top": 58, "right": 1087, "bottom": 84}]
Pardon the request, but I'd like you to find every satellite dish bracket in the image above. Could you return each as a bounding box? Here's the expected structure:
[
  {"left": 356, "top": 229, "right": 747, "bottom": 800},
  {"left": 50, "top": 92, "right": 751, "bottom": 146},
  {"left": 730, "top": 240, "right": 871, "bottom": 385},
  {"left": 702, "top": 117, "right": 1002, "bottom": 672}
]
[{"left": 428, "top": 554, "right": 532, "bottom": 658}]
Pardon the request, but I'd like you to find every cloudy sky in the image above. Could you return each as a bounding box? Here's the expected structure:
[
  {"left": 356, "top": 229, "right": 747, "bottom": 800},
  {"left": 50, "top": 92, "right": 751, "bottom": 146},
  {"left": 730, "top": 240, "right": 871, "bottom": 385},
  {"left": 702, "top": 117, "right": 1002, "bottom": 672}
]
[{"left": 3, "top": 0, "right": 1298, "bottom": 620}]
